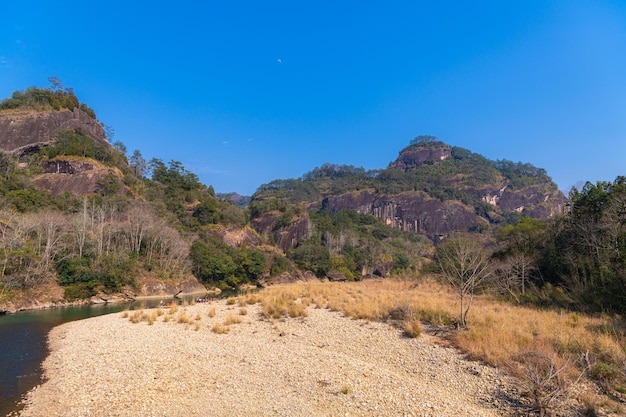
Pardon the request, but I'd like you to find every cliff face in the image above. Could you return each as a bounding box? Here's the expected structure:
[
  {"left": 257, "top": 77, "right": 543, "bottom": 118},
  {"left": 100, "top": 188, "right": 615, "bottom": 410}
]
[
  {"left": 251, "top": 212, "right": 312, "bottom": 252},
  {"left": 388, "top": 145, "right": 451, "bottom": 170},
  {"left": 323, "top": 190, "right": 482, "bottom": 237},
  {"left": 0, "top": 108, "right": 107, "bottom": 155},
  {"left": 30, "top": 159, "right": 124, "bottom": 197},
  {"left": 0, "top": 108, "right": 127, "bottom": 196},
  {"left": 318, "top": 144, "right": 566, "bottom": 238}
]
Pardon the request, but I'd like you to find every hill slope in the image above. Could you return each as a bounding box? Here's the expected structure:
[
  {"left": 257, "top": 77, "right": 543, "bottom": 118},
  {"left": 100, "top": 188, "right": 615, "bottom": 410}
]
[{"left": 251, "top": 136, "right": 566, "bottom": 239}]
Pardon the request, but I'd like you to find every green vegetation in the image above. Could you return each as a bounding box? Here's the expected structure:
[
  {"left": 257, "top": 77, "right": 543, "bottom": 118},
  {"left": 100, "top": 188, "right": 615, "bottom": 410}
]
[
  {"left": 0, "top": 77, "right": 96, "bottom": 118},
  {"left": 190, "top": 236, "right": 264, "bottom": 289},
  {"left": 251, "top": 139, "right": 557, "bottom": 222}
]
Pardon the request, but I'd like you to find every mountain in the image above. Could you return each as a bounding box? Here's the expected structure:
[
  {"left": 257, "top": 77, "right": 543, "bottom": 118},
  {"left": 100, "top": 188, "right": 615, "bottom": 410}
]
[
  {"left": 250, "top": 136, "right": 566, "bottom": 241},
  {"left": 0, "top": 85, "right": 566, "bottom": 312}
]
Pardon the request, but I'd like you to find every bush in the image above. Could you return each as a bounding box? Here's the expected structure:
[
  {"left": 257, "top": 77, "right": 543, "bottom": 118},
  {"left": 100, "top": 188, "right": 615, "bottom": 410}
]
[
  {"left": 56, "top": 257, "right": 97, "bottom": 285},
  {"left": 63, "top": 281, "right": 99, "bottom": 301}
]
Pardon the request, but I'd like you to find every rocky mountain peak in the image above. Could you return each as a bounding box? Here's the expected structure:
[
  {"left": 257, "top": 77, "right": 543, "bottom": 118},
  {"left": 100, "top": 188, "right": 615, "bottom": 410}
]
[{"left": 389, "top": 139, "right": 451, "bottom": 171}]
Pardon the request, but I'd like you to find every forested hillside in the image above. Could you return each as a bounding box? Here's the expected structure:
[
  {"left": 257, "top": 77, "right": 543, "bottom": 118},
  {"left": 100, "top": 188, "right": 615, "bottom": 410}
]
[{"left": 1, "top": 84, "right": 624, "bottom": 320}]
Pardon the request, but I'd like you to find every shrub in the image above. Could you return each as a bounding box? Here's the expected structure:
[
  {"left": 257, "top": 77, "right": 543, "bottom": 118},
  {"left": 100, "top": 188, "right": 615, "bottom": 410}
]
[
  {"left": 63, "top": 281, "right": 99, "bottom": 301},
  {"left": 403, "top": 318, "right": 422, "bottom": 338}
]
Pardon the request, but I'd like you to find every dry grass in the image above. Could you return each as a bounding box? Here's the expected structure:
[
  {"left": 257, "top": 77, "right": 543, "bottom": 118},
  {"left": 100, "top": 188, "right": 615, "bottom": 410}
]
[
  {"left": 239, "top": 307, "right": 248, "bottom": 316},
  {"left": 224, "top": 314, "right": 242, "bottom": 325},
  {"left": 211, "top": 324, "right": 230, "bottom": 334},
  {"left": 208, "top": 306, "right": 216, "bottom": 318},
  {"left": 257, "top": 278, "right": 626, "bottom": 402},
  {"left": 403, "top": 318, "right": 422, "bottom": 338}
]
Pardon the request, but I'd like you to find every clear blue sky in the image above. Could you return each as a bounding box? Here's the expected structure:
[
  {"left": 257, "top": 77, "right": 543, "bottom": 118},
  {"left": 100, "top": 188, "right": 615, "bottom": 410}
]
[{"left": 1, "top": 1, "right": 625, "bottom": 195}]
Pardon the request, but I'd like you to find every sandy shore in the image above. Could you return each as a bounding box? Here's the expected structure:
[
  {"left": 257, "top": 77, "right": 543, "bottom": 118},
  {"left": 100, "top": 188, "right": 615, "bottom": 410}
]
[{"left": 20, "top": 300, "right": 517, "bottom": 416}]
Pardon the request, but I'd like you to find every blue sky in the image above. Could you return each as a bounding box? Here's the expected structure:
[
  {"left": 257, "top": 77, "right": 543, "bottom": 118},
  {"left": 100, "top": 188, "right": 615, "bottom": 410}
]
[{"left": 1, "top": 1, "right": 625, "bottom": 195}]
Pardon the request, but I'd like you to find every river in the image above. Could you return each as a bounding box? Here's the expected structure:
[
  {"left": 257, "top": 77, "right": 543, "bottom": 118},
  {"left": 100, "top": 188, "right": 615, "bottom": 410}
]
[{"left": 0, "top": 294, "right": 224, "bottom": 417}]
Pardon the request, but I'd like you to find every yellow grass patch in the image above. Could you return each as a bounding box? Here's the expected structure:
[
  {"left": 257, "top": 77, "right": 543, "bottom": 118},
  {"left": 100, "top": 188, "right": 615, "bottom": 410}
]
[{"left": 257, "top": 279, "right": 626, "bottom": 396}]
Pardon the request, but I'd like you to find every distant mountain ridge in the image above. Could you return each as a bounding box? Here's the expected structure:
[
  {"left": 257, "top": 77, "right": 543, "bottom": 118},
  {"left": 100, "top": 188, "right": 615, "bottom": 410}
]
[{"left": 251, "top": 137, "right": 566, "bottom": 239}]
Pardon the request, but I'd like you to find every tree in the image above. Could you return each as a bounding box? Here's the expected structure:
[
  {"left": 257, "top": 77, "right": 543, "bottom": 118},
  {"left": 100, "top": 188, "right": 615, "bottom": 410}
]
[
  {"left": 130, "top": 150, "right": 148, "bottom": 178},
  {"left": 48, "top": 76, "right": 63, "bottom": 92},
  {"left": 433, "top": 236, "right": 492, "bottom": 329},
  {"left": 494, "top": 217, "right": 545, "bottom": 297}
]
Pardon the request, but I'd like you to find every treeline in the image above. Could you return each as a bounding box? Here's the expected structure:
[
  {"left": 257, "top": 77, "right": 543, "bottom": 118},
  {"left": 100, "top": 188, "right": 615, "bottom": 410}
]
[
  {"left": 0, "top": 201, "right": 191, "bottom": 301},
  {"left": 475, "top": 177, "right": 626, "bottom": 314}
]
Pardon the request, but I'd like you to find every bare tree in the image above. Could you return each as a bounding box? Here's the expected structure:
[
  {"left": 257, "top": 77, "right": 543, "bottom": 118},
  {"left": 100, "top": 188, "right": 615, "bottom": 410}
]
[
  {"left": 73, "top": 197, "right": 89, "bottom": 258},
  {"left": 434, "top": 236, "right": 492, "bottom": 329}
]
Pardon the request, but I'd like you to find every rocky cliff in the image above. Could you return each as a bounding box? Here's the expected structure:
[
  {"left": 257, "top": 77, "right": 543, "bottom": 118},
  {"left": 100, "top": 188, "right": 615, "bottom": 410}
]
[
  {"left": 251, "top": 211, "right": 312, "bottom": 252},
  {"left": 0, "top": 108, "right": 107, "bottom": 156},
  {"left": 31, "top": 158, "right": 125, "bottom": 197},
  {"left": 0, "top": 108, "right": 127, "bottom": 196}
]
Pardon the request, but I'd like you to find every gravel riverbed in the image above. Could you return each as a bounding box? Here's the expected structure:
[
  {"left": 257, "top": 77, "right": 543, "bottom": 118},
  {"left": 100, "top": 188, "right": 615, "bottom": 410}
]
[{"left": 20, "top": 300, "right": 518, "bottom": 416}]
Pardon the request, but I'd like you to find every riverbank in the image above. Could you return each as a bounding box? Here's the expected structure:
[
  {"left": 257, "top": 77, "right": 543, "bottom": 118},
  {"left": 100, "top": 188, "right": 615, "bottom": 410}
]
[
  {"left": 20, "top": 299, "right": 518, "bottom": 416},
  {"left": 0, "top": 273, "right": 212, "bottom": 314}
]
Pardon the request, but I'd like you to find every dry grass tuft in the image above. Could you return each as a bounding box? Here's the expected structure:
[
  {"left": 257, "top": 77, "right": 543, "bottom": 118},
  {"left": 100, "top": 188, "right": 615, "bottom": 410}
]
[
  {"left": 208, "top": 306, "right": 216, "bottom": 318},
  {"left": 226, "top": 297, "right": 236, "bottom": 305},
  {"left": 224, "top": 314, "right": 242, "bottom": 325},
  {"left": 239, "top": 307, "right": 248, "bottom": 316},
  {"left": 211, "top": 324, "right": 230, "bottom": 334},
  {"left": 129, "top": 310, "right": 142, "bottom": 324},
  {"left": 121, "top": 310, "right": 129, "bottom": 318},
  {"left": 403, "top": 318, "right": 422, "bottom": 338},
  {"left": 245, "top": 293, "right": 260, "bottom": 305},
  {"left": 169, "top": 303, "right": 178, "bottom": 314},
  {"left": 148, "top": 310, "right": 158, "bottom": 325},
  {"left": 177, "top": 310, "right": 191, "bottom": 324}
]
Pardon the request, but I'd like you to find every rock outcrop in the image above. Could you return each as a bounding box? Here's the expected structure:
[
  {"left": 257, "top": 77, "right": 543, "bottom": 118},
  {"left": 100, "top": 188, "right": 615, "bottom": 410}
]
[
  {"left": 388, "top": 144, "right": 451, "bottom": 170},
  {"left": 0, "top": 108, "right": 107, "bottom": 156},
  {"left": 323, "top": 190, "right": 483, "bottom": 238},
  {"left": 30, "top": 158, "right": 124, "bottom": 196},
  {"left": 251, "top": 212, "right": 312, "bottom": 252}
]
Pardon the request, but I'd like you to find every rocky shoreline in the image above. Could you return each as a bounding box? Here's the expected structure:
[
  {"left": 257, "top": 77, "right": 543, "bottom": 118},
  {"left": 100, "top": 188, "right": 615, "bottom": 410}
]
[{"left": 19, "top": 299, "right": 519, "bottom": 416}]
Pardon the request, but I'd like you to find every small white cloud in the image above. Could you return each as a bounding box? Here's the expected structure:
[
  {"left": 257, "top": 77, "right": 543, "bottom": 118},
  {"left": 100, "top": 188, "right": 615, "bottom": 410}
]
[
  {"left": 222, "top": 141, "right": 229, "bottom": 145},
  {"left": 276, "top": 58, "right": 282, "bottom": 64}
]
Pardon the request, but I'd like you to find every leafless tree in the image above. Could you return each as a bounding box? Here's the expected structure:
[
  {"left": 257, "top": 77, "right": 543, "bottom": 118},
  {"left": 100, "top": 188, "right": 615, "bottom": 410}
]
[
  {"left": 73, "top": 197, "right": 89, "bottom": 257},
  {"left": 434, "top": 236, "right": 492, "bottom": 329}
]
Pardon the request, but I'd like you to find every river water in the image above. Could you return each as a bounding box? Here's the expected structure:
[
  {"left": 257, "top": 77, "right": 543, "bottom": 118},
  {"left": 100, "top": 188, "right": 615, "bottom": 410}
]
[{"left": 0, "top": 295, "right": 218, "bottom": 416}]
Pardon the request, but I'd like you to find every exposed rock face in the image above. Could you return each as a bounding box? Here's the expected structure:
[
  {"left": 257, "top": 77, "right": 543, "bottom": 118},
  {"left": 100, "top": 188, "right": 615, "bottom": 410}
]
[
  {"left": 251, "top": 212, "right": 312, "bottom": 252},
  {"left": 31, "top": 159, "right": 123, "bottom": 197},
  {"left": 323, "top": 190, "right": 482, "bottom": 237},
  {"left": 0, "top": 108, "right": 107, "bottom": 155},
  {"left": 322, "top": 184, "right": 565, "bottom": 238},
  {"left": 389, "top": 146, "right": 451, "bottom": 170},
  {"left": 206, "top": 226, "right": 261, "bottom": 247}
]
